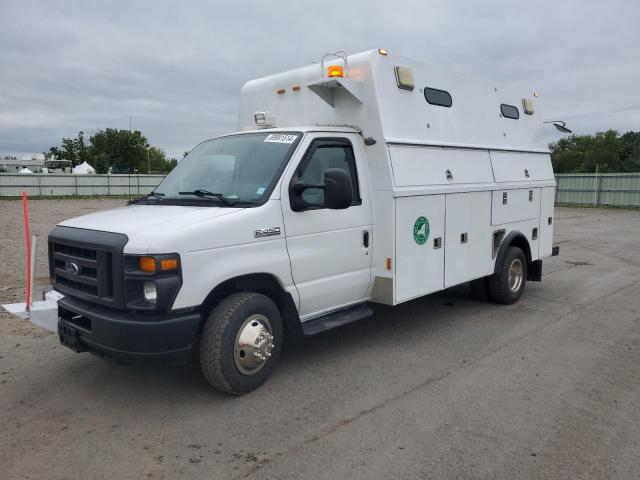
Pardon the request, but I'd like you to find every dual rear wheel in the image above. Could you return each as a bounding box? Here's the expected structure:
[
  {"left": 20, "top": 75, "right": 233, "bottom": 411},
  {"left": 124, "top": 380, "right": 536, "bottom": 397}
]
[{"left": 470, "top": 246, "right": 527, "bottom": 304}]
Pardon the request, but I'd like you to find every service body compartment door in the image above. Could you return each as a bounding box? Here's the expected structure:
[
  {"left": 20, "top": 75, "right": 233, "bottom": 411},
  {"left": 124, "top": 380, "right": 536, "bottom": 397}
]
[
  {"left": 539, "top": 186, "right": 555, "bottom": 258},
  {"left": 490, "top": 151, "right": 554, "bottom": 183},
  {"left": 445, "top": 191, "right": 493, "bottom": 287},
  {"left": 389, "top": 146, "right": 493, "bottom": 187},
  {"left": 492, "top": 188, "right": 541, "bottom": 225},
  {"left": 395, "top": 195, "right": 445, "bottom": 303}
]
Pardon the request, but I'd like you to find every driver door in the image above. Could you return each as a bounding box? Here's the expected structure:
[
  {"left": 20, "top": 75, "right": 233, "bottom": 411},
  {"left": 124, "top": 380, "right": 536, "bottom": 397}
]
[{"left": 281, "top": 133, "right": 373, "bottom": 320}]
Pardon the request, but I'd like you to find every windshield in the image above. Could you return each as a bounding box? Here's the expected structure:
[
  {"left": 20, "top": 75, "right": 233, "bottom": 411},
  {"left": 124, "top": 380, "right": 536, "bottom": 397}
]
[{"left": 154, "top": 132, "right": 301, "bottom": 205}]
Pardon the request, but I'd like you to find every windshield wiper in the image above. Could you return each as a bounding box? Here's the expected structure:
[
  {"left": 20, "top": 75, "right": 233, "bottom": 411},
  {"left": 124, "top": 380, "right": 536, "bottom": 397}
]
[
  {"left": 179, "top": 189, "right": 236, "bottom": 206},
  {"left": 127, "top": 190, "right": 165, "bottom": 205},
  {"left": 149, "top": 191, "right": 165, "bottom": 200}
]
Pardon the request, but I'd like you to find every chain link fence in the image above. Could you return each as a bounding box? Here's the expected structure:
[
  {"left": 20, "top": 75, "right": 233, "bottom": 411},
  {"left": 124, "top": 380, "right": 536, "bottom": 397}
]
[
  {"left": 0, "top": 174, "right": 166, "bottom": 197},
  {"left": 555, "top": 173, "right": 640, "bottom": 207},
  {"left": 2, "top": 172, "right": 639, "bottom": 208}
]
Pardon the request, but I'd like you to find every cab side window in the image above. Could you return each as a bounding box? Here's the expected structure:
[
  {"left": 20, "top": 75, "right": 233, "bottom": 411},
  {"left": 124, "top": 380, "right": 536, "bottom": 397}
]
[{"left": 297, "top": 139, "right": 361, "bottom": 208}]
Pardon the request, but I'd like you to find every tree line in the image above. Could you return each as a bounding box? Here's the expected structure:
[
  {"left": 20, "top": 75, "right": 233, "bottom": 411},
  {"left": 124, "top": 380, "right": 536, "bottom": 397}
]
[
  {"left": 40, "top": 128, "right": 640, "bottom": 175},
  {"left": 550, "top": 130, "right": 640, "bottom": 173},
  {"left": 45, "top": 129, "right": 178, "bottom": 174}
]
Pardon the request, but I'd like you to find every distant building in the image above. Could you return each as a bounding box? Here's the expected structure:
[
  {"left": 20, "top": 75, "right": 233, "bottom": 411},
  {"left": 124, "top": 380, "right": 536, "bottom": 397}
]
[{"left": 0, "top": 155, "right": 45, "bottom": 173}]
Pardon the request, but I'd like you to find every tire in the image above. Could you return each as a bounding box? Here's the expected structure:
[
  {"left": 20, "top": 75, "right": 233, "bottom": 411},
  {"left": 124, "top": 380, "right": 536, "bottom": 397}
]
[
  {"left": 199, "top": 292, "right": 283, "bottom": 395},
  {"left": 469, "top": 277, "right": 491, "bottom": 301},
  {"left": 488, "top": 246, "right": 527, "bottom": 304}
]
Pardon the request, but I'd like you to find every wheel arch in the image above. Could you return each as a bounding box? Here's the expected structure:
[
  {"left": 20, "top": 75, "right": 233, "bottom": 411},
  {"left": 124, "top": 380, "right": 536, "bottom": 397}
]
[
  {"left": 494, "top": 231, "right": 532, "bottom": 275},
  {"left": 200, "top": 273, "right": 303, "bottom": 338}
]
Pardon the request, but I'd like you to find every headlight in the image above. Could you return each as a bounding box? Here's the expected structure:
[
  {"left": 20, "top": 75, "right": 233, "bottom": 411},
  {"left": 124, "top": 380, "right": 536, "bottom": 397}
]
[
  {"left": 123, "top": 253, "right": 182, "bottom": 311},
  {"left": 143, "top": 281, "right": 157, "bottom": 304}
]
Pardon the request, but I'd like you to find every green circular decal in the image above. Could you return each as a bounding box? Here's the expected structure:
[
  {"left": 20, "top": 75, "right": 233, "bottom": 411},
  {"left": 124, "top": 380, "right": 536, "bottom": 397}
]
[{"left": 413, "top": 216, "right": 430, "bottom": 245}]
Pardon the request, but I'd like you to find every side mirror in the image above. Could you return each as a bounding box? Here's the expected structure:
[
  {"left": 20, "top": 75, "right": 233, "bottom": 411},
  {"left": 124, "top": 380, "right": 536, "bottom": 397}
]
[
  {"left": 323, "top": 168, "right": 353, "bottom": 209},
  {"left": 290, "top": 168, "right": 353, "bottom": 211},
  {"left": 544, "top": 120, "right": 572, "bottom": 134}
]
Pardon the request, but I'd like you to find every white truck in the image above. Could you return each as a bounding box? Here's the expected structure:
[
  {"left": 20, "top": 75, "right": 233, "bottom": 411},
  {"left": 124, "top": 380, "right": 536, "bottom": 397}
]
[{"left": 46, "top": 49, "right": 562, "bottom": 394}]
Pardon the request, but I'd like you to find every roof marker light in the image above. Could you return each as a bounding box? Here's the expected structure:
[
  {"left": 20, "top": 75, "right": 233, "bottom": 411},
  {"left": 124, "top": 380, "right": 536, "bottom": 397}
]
[
  {"left": 292, "top": 85, "right": 301, "bottom": 91},
  {"left": 327, "top": 65, "right": 344, "bottom": 78},
  {"left": 277, "top": 88, "right": 285, "bottom": 95},
  {"left": 378, "top": 48, "right": 388, "bottom": 56}
]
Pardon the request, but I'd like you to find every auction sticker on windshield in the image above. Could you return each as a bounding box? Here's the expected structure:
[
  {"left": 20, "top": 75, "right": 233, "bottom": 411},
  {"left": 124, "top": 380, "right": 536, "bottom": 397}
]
[{"left": 264, "top": 134, "right": 297, "bottom": 143}]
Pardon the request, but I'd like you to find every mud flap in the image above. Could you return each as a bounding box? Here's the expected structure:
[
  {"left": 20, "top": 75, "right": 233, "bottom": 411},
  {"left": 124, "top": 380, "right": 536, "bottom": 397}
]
[{"left": 528, "top": 260, "right": 542, "bottom": 282}]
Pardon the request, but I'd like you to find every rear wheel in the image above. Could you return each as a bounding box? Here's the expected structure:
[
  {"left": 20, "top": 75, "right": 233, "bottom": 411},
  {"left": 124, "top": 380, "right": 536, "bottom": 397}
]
[
  {"left": 488, "top": 246, "right": 527, "bottom": 304},
  {"left": 199, "top": 292, "right": 283, "bottom": 395}
]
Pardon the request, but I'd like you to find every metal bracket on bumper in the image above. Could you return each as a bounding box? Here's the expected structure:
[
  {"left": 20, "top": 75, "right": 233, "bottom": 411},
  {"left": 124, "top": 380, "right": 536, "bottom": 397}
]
[{"left": 2, "top": 289, "right": 63, "bottom": 333}]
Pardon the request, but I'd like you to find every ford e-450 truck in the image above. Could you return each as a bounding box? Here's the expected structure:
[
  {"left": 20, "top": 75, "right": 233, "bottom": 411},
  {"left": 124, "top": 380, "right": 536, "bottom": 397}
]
[{"left": 44, "top": 49, "right": 562, "bottom": 394}]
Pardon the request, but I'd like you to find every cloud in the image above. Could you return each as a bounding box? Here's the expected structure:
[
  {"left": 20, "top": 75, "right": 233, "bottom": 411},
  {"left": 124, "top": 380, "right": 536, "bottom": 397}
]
[{"left": 1, "top": 0, "right": 639, "bottom": 158}]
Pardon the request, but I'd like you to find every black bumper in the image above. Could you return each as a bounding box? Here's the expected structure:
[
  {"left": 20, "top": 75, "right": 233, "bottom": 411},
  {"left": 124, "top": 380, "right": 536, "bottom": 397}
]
[{"left": 58, "top": 297, "right": 201, "bottom": 366}]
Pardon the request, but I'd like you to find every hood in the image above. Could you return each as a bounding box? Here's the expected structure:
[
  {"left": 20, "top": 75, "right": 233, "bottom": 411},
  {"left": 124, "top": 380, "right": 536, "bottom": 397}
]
[{"left": 59, "top": 204, "right": 242, "bottom": 238}]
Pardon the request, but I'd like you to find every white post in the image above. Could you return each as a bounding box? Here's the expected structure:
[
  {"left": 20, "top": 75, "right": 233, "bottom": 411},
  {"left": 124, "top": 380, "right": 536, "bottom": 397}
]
[{"left": 29, "top": 235, "right": 37, "bottom": 307}]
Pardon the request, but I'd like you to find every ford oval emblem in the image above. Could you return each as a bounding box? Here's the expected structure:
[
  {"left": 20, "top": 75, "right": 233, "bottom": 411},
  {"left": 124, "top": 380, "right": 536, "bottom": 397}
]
[{"left": 65, "top": 262, "right": 80, "bottom": 276}]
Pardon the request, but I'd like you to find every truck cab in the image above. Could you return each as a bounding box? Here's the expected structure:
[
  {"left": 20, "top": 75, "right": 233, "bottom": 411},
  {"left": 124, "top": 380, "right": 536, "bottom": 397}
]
[{"left": 49, "top": 49, "right": 561, "bottom": 394}]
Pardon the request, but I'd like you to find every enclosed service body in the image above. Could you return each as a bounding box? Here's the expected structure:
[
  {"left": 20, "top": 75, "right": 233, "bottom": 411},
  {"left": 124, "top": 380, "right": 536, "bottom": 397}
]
[
  {"left": 239, "top": 49, "right": 556, "bottom": 308},
  {"left": 17, "top": 50, "right": 561, "bottom": 394}
]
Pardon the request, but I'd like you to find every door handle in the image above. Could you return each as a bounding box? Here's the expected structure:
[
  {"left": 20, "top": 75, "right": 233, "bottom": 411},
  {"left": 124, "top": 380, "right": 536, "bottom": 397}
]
[{"left": 363, "top": 230, "right": 369, "bottom": 248}]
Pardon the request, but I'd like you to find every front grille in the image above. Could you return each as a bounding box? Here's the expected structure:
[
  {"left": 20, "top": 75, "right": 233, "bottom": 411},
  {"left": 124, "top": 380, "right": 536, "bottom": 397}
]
[
  {"left": 57, "top": 275, "right": 99, "bottom": 296},
  {"left": 49, "top": 226, "right": 128, "bottom": 308}
]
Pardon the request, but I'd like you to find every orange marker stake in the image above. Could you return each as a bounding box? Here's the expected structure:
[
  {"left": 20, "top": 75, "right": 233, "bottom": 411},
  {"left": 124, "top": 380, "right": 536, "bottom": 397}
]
[{"left": 22, "top": 192, "right": 31, "bottom": 311}]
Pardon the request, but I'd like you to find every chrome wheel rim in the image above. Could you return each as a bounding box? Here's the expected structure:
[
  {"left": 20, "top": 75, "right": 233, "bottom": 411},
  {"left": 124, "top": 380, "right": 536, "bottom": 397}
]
[
  {"left": 508, "top": 258, "right": 524, "bottom": 293},
  {"left": 234, "top": 314, "right": 274, "bottom": 375}
]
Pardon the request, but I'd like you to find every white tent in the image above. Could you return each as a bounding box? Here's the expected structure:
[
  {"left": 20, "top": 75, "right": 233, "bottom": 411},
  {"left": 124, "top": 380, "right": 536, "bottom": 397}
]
[
  {"left": 19, "top": 167, "right": 34, "bottom": 174},
  {"left": 72, "top": 161, "right": 96, "bottom": 174}
]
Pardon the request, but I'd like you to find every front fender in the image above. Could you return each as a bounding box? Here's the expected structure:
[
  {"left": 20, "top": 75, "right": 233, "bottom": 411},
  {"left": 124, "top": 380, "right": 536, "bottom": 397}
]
[{"left": 171, "top": 239, "right": 298, "bottom": 311}]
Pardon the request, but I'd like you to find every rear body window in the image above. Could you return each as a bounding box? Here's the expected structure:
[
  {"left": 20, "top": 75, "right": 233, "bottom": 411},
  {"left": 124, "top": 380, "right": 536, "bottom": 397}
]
[
  {"left": 500, "top": 104, "right": 520, "bottom": 119},
  {"left": 424, "top": 87, "right": 452, "bottom": 107}
]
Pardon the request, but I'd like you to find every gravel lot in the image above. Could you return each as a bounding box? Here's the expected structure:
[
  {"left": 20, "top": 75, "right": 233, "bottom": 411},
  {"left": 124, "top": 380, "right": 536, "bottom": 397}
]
[{"left": 1, "top": 199, "right": 639, "bottom": 479}]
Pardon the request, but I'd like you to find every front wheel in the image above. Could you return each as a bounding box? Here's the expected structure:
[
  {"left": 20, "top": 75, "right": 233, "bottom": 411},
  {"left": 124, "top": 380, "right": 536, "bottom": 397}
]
[
  {"left": 199, "top": 292, "right": 283, "bottom": 395},
  {"left": 488, "top": 246, "right": 528, "bottom": 304}
]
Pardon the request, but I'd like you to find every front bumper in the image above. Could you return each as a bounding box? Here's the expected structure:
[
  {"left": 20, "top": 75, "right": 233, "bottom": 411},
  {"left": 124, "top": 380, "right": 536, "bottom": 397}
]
[{"left": 58, "top": 296, "right": 201, "bottom": 366}]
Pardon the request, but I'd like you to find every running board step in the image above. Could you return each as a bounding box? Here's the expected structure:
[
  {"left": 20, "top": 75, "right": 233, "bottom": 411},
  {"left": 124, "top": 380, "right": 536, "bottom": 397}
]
[{"left": 301, "top": 304, "right": 373, "bottom": 336}]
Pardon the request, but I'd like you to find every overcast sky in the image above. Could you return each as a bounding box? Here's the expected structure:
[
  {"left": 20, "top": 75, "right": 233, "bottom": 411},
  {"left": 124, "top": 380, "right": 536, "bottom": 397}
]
[{"left": 1, "top": 0, "right": 638, "bottom": 158}]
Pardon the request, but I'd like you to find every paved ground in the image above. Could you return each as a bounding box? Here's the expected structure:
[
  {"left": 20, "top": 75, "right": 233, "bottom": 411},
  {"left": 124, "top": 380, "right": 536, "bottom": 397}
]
[{"left": 1, "top": 199, "right": 639, "bottom": 480}]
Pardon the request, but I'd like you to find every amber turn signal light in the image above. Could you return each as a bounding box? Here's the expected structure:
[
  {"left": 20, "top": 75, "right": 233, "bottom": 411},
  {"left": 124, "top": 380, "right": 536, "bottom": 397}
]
[
  {"left": 160, "top": 258, "right": 178, "bottom": 271},
  {"left": 139, "top": 256, "right": 156, "bottom": 273}
]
